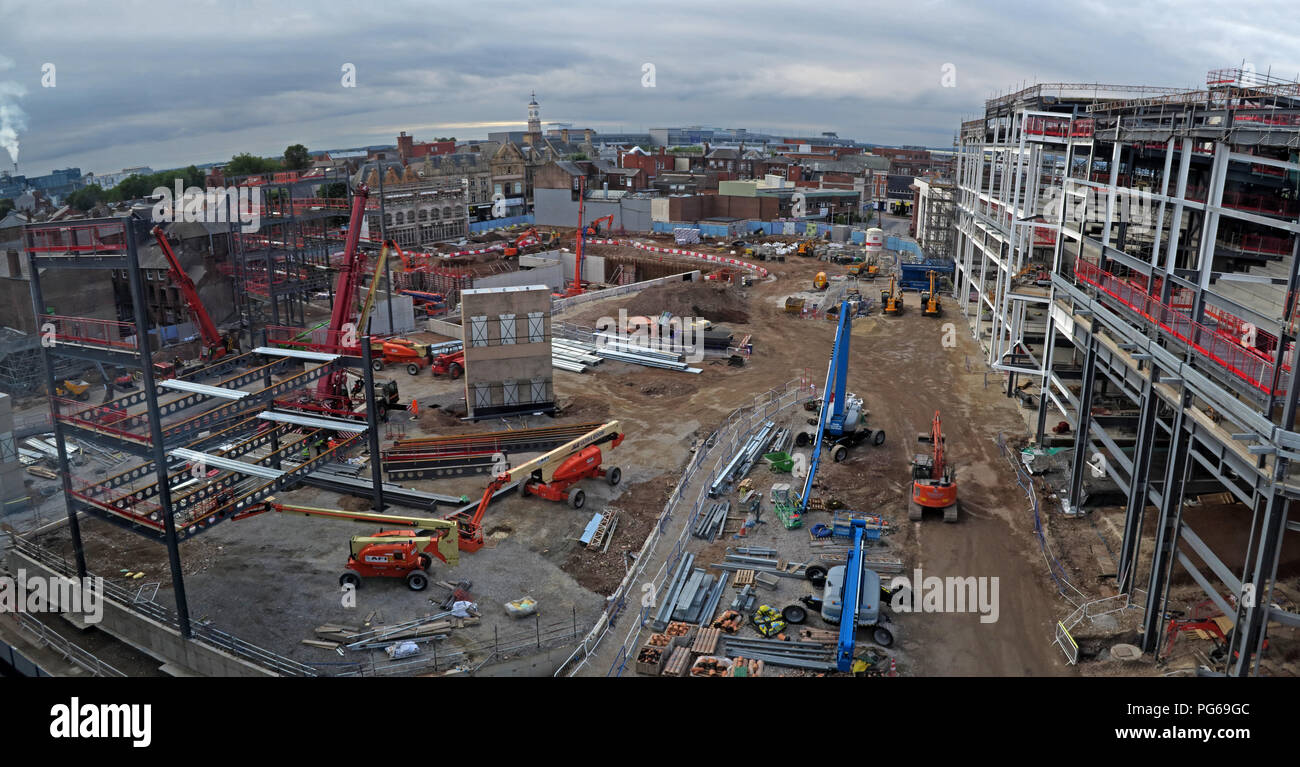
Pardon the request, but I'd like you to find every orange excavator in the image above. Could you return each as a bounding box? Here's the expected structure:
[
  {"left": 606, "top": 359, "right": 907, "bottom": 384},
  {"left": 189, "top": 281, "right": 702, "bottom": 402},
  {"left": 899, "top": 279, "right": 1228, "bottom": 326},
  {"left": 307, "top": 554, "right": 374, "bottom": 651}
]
[
  {"left": 152, "top": 226, "right": 237, "bottom": 361},
  {"left": 503, "top": 227, "right": 549, "bottom": 257},
  {"left": 450, "top": 421, "right": 625, "bottom": 552},
  {"left": 909, "top": 411, "right": 958, "bottom": 522}
]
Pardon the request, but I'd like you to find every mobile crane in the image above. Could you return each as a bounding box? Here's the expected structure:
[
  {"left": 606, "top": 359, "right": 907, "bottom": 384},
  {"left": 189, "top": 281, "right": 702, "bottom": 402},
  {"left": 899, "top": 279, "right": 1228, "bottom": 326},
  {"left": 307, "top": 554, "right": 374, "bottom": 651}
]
[
  {"left": 909, "top": 410, "right": 958, "bottom": 522},
  {"left": 152, "top": 225, "right": 237, "bottom": 361},
  {"left": 921, "top": 269, "right": 942, "bottom": 317},
  {"left": 314, "top": 184, "right": 371, "bottom": 401},
  {"left": 795, "top": 301, "right": 885, "bottom": 512},
  {"left": 237, "top": 499, "right": 459, "bottom": 591},
  {"left": 449, "top": 421, "right": 625, "bottom": 552},
  {"left": 881, "top": 274, "right": 904, "bottom": 315}
]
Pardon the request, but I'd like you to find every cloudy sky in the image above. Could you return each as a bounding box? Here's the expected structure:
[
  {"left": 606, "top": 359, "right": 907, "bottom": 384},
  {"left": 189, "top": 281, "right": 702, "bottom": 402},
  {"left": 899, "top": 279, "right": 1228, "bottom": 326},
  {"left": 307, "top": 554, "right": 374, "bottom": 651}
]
[{"left": 1, "top": 0, "right": 1297, "bottom": 178}]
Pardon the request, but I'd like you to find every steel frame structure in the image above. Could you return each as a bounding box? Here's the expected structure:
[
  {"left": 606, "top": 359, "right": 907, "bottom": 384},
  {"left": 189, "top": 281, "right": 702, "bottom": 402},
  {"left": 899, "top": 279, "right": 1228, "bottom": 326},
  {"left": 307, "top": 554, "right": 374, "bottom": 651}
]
[
  {"left": 952, "top": 68, "right": 1300, "bottom": 676},
  {"left": 23, "top": 215, "right": 395, "bottom": 640}
]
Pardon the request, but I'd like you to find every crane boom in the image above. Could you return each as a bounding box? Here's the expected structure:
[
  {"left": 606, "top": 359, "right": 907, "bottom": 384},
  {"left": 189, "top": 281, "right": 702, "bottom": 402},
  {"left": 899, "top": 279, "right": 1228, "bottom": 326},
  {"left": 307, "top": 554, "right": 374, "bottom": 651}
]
[
  {"left": 454, "top": 420, "right": 623, "bottom": 548},
  {"left": 801, "top": 301, "right": 851, "bottom": 512},
  {"left": 326, "top": 184, "right": 372, "bottom": 346},
  {"left": 836, "top": 519, "right": 868, "bottom": 671},
  {"left": 151, "top": 226, "right": 224, "bottom": 356},
  {"left": 357, "top": 240, "right": 392, "bottom": 336},
  {"left": 242, "top": 497, "right": 459, "bottom": 565}
]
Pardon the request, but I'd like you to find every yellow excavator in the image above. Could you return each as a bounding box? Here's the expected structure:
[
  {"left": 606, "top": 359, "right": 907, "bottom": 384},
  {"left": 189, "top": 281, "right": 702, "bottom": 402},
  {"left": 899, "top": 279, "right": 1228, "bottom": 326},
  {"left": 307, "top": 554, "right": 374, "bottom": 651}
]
[
  {"left": 921, "top": 270, "right": 942, "bottom": 317},
  {"left": 882, "top": 275, "right": 904, "bottom": 315}
]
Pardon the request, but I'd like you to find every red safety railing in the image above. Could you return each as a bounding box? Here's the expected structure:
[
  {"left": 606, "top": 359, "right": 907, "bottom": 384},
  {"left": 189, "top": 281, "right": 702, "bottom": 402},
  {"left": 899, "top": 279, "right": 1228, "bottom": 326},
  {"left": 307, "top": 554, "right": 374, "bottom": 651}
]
[
  {"left": 1186, "top": 187, "right": 1300, "bottom": 218},
  {"left": 1024, "top": 116, "right": 1095, "bottom": 139},
  {"left": 42, "top": 314, "right": 135, "bottom": 350},
  {"left": 1074, "top": 259, "right": 1291, "bottom": 395},
  {"left": 1216, "top": 232, "right": 1295, "bottom": 256},
  {"left": 69, "top": 477, "right": 165, "bottom": 532},
  {"left": 24, "top": 222, "right": 127, "bottom": 254},
  {"left": 51, "top": 398, "right": 152, "bottom": 444},
  {"left": 265, "top": 325, "right": 361, "bottom": 355}
]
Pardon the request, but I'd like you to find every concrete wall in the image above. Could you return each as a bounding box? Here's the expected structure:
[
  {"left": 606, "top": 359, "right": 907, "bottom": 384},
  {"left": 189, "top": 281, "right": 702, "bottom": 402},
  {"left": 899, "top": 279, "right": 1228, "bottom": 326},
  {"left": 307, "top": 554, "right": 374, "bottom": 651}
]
[
  {"left": 7, "top": 549, "right": 277, "bottom": 677},
  {"left": 0, "top": 271, "right": 117, "bottom": 335},
  {"left": 474, "top": 262, "right": 565, "bottom": 292},
  {"left": 533, "top": 188, "right": 653, "bottom": 232},
  {"left": 426, "top": 318, "right": 462, "bottom": 338},
  {"left": 368, "top": 295, "right": 416, "bottom": 335},
  {"left": 0, "top": 393, "right": 23, "bottom": 510},
  {"left": 460, "top": 285, "right": 554, "bottom": 419}
]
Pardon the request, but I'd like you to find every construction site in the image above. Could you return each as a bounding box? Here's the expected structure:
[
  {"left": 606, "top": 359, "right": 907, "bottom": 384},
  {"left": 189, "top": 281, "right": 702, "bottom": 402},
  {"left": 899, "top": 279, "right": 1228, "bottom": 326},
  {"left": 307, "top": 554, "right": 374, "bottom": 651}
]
[{"left": 0, "top": 74, "right": 1297, "bottom": 683}]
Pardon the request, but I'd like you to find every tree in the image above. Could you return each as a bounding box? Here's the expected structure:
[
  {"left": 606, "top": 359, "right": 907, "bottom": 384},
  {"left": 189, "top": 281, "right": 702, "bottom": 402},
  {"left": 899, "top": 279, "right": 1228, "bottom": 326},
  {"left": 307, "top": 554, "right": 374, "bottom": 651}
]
[
  {"left": 319, "top": 182, "right": 347, "bottom": 199},
  {"left": 567, "top": 152, "right": 588, "bottom": 161},
  {"left": 283, "top": 144, "right": 311, "bottom": 171},
  {"left": 227, "top": 152, "right": 281, "bottom": 177},
  {"left": 0, "top": 198, "right": 13, "bottom": 218},
  {"left": 66, "top": 184, "right": 106, "bottom": 212}
]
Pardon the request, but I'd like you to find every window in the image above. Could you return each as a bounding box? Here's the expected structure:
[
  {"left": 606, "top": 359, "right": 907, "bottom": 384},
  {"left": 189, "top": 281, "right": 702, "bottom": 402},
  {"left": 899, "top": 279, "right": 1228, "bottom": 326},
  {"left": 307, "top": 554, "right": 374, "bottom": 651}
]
[
  {"left": 527, "top": 312, "right": 544, "bottom": 343},
  {"left": 513, "top": 182, "right": 522, "bottom": 195},
  {"left": 469, "top": 315, "right": 488, "bottom": 347},
  {"left": 418, "top": 209, "right": 428, "bottom": 222},
  {"left": 432, "top": 208, "right": 441, "bottom": 221},
  {"left": 499, "top": 314, "right": 515, "bottom": 345},
  {"left": 530, "top": 377, "right": 548, "bottom": 404},
  {"left": 494, "top": 183, "right": 503, "bottom": 196},
  {"left": 473, "top": 383, "right": 492, "bottom": 410},
  {"left": 395, "top": 212, "right": 405, "bottom": 225},
  {"left": 502, "top": 379, "right": 518, "bottom": 406},
  {"left": 385, "top": 214, "right": 393, "bottom": 227}
]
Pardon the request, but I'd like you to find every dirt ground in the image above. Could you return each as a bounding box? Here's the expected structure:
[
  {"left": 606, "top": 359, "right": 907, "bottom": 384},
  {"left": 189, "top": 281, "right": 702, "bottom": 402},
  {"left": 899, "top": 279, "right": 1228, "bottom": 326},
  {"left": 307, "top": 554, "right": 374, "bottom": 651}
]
[{"left": 17, "top": 225, "right": 1267, "bottom": 676}]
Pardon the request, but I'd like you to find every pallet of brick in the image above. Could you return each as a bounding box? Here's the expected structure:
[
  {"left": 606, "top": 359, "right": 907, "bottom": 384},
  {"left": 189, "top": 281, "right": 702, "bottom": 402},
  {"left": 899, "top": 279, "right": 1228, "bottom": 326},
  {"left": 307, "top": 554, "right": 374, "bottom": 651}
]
[
  {"left": 635, "top": 644, "right": 667, "bottom": 676},
  {"left": 692, "top": 627, "right": 722, "bottom": 655},
  {"left": 663, "top": 646, "right": 692, "bottom": 677},
  {"left": 665, "top": 621, "right": 696, "bottom": 647},
  {"left": 646, "top": 632, "right": 676, "bottom": 649}
]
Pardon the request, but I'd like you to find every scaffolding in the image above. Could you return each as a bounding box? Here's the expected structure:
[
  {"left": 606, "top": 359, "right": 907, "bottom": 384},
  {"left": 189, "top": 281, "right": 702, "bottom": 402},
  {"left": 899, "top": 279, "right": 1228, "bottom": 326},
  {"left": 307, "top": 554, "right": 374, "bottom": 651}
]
[{"left": 952, "top": 67, "right": 1300, "bottom": 676}]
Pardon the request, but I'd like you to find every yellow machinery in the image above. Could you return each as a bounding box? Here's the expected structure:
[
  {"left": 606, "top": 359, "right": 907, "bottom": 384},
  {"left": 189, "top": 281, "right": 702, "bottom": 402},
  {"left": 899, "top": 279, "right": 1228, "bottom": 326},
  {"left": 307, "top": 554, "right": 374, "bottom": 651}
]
[
  {"left": 921, "top": 270, "right": 942, "bottom": 317},
  {"left": 55, "top": 379, "right": 91, "bottom": 401},
  {"left": 882, "top": 275, "right": 903, "bottom": 315},
  {"left": 814, "top": 271, "right": 829, "bottom": 291}
]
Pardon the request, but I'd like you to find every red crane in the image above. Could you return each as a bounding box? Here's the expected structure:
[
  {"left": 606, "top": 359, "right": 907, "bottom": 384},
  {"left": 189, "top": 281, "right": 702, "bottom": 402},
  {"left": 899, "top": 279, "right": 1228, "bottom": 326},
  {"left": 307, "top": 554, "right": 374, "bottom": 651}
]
[
  {"left": 315, "top": 184, "right": 371, "bottom": 398},
  {"left": 564, "top": 177, "right": 614, "bottom": 298},
  {"left": 151, "top": 225, "right": 232, "bottom": 361}
]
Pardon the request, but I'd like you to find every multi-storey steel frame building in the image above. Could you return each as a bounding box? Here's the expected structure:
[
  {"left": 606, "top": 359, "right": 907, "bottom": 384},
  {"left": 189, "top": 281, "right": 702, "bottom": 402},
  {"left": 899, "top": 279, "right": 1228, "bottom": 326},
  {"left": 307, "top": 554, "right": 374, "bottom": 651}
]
[{"left": 953, "top": 68, "right": 1300, "bottom": 675}]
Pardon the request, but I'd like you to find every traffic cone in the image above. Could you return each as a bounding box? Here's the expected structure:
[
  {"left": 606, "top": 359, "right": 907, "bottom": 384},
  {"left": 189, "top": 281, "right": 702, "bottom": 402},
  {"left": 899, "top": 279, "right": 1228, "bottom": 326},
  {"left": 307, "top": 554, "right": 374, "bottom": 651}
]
[
  {"left": 410, "top": 398, "right": 419, "bottom": 417},
  {"left": 888, "top": 657, "right": 898, "bottom": 677}
]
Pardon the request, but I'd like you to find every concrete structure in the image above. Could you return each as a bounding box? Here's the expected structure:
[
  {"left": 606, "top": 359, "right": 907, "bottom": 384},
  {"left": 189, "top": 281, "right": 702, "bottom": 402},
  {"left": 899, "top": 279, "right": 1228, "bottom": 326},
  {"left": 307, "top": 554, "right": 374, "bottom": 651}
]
[
  {"left": 952, "top": 69, "right": 1300, "bottom": 675},
  {"left": 460, "top": 285, "right": 554, "bottom": 419},
  {"left": 912, "top": 177, "right": 955, "bottom": 261}
]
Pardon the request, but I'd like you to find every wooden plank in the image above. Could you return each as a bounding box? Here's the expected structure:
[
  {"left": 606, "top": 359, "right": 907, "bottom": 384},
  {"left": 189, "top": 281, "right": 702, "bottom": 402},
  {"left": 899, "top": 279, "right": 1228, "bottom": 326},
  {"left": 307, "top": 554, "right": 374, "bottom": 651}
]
[{"left": 302, "top": 639, "right": 341, "bottom": 649}]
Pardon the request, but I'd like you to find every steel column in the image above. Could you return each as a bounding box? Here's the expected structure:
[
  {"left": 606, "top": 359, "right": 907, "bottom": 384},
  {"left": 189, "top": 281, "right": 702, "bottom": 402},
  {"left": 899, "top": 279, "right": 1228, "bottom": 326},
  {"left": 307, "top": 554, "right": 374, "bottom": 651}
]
[{"left": 125, "top": 222, "right": 192, "bottom": 638}]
